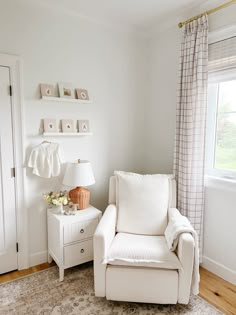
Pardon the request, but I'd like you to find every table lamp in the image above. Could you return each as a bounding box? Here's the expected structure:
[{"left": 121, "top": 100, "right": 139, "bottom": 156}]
[{"left": 63, "top": 160, "right": 95, "bottom": 210}]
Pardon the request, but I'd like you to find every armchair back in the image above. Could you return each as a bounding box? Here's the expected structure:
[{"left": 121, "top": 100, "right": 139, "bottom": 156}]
[{"left": 109, "top": 175, "right": 176, "bottom": 208}]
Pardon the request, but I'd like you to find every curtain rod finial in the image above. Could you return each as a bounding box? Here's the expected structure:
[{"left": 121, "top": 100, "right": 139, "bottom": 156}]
[{"left": 178, "top": 22, "right": 183, "bottom": 28}]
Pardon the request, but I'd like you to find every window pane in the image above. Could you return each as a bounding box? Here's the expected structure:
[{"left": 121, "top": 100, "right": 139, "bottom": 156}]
[
  {"left": 218, "top": 80, "right": 236, "bottom": 113},
  {"left": 215, "top": 80, "right": 236, "bottom": 171}
]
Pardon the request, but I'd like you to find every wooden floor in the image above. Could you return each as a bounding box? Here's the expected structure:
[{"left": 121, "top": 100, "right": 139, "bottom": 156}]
[
  {"left": 199, "top": 268, "right": 236, "bottom": 315},
  {"left": 0, "top": 264, "right": 236, "bottom": 314},
  {"left": 0, "top": 262, "right": 56, "bottom": 284}
]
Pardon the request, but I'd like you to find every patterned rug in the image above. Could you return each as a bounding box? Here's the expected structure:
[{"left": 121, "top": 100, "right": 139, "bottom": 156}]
[{"left": 0, "top": 263, "right": 223, "bottom": 315}]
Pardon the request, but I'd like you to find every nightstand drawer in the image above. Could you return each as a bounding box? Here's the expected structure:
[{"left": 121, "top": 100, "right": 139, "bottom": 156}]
[
  {"left": 64, "top": 239, "right": 93, "bottom": 268},
  {"left": 64, "top": 218, "right": 98, "bottom": 244}
]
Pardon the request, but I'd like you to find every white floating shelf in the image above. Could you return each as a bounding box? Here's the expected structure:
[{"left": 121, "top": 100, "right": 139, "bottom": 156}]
[
  {"left": 41, "top": 96, "right": 91, "bottom": 104},
  {"left": 43, "top": 132, "right": 93, "bottom": 136}
]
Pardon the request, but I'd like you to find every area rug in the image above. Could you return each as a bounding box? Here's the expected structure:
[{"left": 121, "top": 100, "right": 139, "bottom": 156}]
[{"left": 0, "top": 263, "right": 223, "bottom": 315}]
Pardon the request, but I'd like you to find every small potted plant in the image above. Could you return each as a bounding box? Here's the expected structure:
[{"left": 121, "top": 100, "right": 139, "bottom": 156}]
[{"left": 43, "top": 191, "right": 70, "bottom": 214}]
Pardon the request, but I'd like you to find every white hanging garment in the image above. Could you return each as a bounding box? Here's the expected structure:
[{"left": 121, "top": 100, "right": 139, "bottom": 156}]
[{"left": 27, "top": 142, "right": 63, "bottom": 178}]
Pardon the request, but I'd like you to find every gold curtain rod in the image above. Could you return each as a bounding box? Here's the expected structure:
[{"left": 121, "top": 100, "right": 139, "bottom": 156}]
[{"left": 178, "top": 0, "right": 236, "bottom": 28}]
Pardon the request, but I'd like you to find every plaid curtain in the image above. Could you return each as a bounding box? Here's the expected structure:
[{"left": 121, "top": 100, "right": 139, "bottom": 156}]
[{"left": 174, "top": 15, "right": 208, "bottom": 258}]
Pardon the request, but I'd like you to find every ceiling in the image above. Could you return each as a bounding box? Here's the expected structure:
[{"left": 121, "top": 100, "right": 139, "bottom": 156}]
[{"left": 34, "top": 0, "right": 210, "bottom": 31}]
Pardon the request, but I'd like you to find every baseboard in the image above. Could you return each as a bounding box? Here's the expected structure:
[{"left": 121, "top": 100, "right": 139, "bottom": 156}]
[
  {"left": 29, "top": 250, "right": 48, "bottom": 267},
  {"left": 202, "top": 256, "right": 236, "bottom": 286}
]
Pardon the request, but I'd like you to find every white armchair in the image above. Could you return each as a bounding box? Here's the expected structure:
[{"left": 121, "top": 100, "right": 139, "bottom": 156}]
[{"left": 94, "top": 173, "right": 195, "bottom": 304}]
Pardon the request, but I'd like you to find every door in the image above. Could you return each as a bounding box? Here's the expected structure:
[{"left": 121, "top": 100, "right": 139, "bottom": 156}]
[{"left": 0, "top": 66, "right": 17, "bottom": 274}]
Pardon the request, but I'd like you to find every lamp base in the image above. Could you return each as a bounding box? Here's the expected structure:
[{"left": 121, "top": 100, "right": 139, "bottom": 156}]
[{"left": 69, "top": 186, "right": 90, "bottom": 210}]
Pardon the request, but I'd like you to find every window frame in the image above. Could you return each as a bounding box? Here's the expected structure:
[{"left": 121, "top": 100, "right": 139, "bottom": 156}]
[{"left": 206, "top": 67, "right": 236, "bottom": 180}]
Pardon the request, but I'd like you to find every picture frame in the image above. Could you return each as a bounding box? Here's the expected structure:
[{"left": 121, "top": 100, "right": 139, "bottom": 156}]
[
  {"left": 43, "top": 119, "right": 58, "bottom": 132},
  {"left": 40, "top": 84, "right": 54, "bottom": 97},
  {"left": 78, "top": 120, "right": 90, "bottom": 133},
  {"left": 58, "top": 82, "right": 74, "bottom": 99},
  {"left": 76, "top": 88, "right": 89, "bottom": 101},
  {"left": 61, "top": 119, "right": 74, "bottom": 133}
]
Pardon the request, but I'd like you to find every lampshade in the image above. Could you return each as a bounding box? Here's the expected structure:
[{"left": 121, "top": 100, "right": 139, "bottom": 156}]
[{"left": 63, "top": 160, "right": 95, "bottom": 187}]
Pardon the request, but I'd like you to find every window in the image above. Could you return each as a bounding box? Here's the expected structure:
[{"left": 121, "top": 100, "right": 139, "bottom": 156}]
[{"left": 206, "top": 36, "right": 236, "bottom": 179}]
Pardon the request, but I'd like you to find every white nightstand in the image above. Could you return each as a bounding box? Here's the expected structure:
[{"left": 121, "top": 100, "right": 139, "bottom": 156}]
[{"left": 47, "top": 205, "right": 102, "bottom": 281}]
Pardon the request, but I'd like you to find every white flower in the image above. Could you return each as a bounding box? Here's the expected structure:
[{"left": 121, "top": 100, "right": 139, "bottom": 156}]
[
  {"left": 52, "top": 199, "right": 60, "bottom": 206},
  {"left": 43, "top": 190, "right": 70, "bottom": 206}
]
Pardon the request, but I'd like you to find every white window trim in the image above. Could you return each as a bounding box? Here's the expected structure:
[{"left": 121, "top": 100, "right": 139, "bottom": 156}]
[
  {"left": 206, "top": 26, "right": 236, "bottom": 182},
  {"left": 206, "top": 69, "right": 236, "bottom": 180}
]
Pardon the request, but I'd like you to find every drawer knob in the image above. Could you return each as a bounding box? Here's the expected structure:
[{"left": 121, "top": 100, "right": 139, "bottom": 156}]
[
  {"left": 80, "top": 229, "right": 84, "bottom": 233},
  {"left": 80, "top": 249, "right": 84, "bottom": 253}
]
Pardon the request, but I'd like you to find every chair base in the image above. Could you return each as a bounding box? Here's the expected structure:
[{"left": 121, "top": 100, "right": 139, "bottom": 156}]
[{"left": 106, "top": 265, "right": 178, "bottom": 304}]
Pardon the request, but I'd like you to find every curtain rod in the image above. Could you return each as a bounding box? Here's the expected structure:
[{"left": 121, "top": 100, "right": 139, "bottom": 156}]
[{"left": 178, "top": 0, "right": 236, "bottom": 28}]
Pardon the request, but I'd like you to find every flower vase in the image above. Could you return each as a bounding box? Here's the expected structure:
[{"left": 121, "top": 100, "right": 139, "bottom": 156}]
[{"left": 56, "top": 204, "right": 64, "bottom": 214}]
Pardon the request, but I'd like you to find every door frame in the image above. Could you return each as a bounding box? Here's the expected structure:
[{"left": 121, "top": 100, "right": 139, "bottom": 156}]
[{"left": 0, "top": 53, "right": 28, "bottom": 270}]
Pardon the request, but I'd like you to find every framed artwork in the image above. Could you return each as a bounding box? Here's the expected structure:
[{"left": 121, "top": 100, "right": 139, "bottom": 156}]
[
  {"left": 76, "top": 89, "right": 89, "bottom": 101},
  {"left": 40, "top": 84, "right": 54, "bottom": 97},
  {"left": 61, "top": 119, "right": 74, "bottom": 133},
  {"left": 58, "top": 82, "right": 74, "bottom": 99},
  {"left": 78, "top": 120, "right": 90, "bottom": 133},
  {"left": 43, "top": 119, "right": 57, "bottom": 132}
]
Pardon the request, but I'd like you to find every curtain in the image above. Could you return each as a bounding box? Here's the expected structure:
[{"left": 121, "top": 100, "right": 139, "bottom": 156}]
[{"left": 174, "top": 15, "right": 208, "bottom": 258}]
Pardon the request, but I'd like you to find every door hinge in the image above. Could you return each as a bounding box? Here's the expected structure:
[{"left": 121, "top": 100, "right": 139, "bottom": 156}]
[
  {"left": 11, "top": 167, "right": 16, "bottom": 178},
  {"left": 9, "top": 85, "right": 12, "bottom": 96},
  {"left": 16, "top": 243, "right": 19, "bottom": 252}
]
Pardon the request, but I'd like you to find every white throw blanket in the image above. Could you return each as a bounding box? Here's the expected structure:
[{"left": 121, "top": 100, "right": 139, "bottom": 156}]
[{"left": 164, "top": 207, "right": 199, "bottom": 295}]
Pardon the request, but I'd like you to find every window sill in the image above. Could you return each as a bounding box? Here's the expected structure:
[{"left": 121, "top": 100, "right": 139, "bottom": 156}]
[{"left": 205, "top": 175, "right": 236, "bottom": 190}]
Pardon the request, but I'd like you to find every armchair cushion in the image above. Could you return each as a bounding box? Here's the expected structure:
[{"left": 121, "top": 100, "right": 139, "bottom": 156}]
[
  {"left": 104, "top": 233, "right": 181, "bottom": 269},
  {"left": 115, "top": 171, "right": 173, "bottom": 235}
]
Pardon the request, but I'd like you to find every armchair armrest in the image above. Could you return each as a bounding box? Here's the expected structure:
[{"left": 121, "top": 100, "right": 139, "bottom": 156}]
[
  {"left": 165, "top": 208, "right": 196, "bottom": 303},
  {"left": 94, "top": 204, "right": 117, "bottom": 297},
  {"left": 177, "top": 233, "right": 194, "bottom": 304}
]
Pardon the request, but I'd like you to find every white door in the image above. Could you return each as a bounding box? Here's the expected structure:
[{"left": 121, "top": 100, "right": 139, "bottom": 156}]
[{"left": 0, "top": 66, "right": 17, "bottom": 274}]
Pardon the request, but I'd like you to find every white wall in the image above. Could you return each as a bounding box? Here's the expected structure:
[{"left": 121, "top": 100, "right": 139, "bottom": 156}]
[
  {"left": 147, "top": 4, "right": 236, "bottom": 284},
  {"left": 0, "top": 1, "right": 147, "bottom": 266},
  {"left": 144, "top": 27, "right": 180, "bottom": 173},
  {"left": 0, "top": 0, "right": 235, "bottom": 278},
  {"left": 203, "top": 177, "right": 236, "bottom": 285}
]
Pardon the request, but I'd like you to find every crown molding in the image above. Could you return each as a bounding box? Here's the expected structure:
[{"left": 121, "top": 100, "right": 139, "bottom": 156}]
[
  {"left": 145, "top": 3, "right": 202, "bottom": 39},
  {"left": 145, "top": 0, "right": 236, "bottom": 39},
  {"left": 18, "top": 0, "right": 235, "bottom": 40},
  {"left": 19, "top": 0, "right": 149, "bottom": 38}
]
